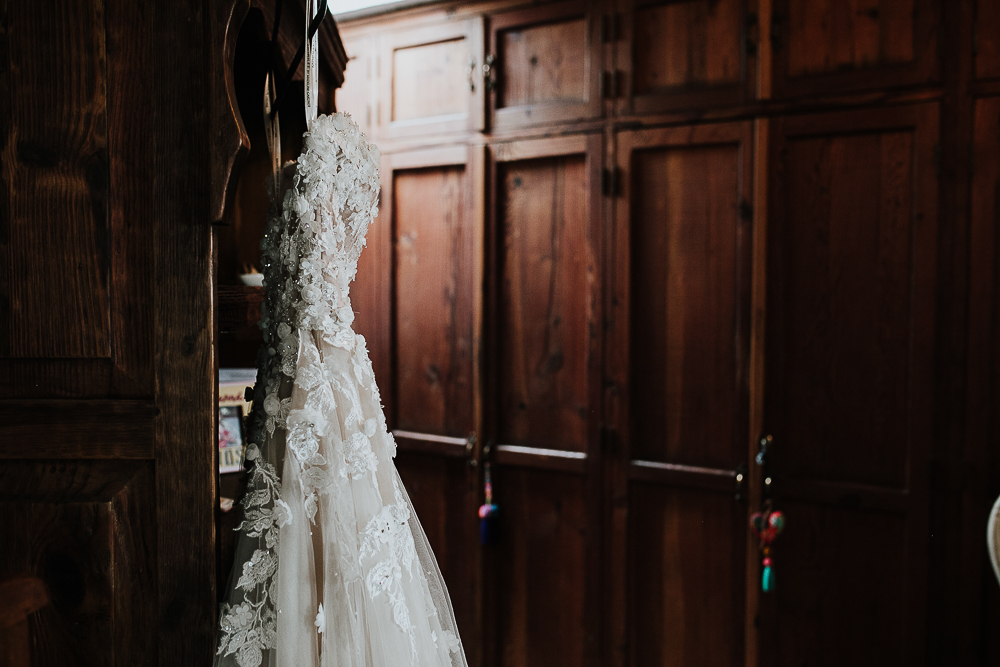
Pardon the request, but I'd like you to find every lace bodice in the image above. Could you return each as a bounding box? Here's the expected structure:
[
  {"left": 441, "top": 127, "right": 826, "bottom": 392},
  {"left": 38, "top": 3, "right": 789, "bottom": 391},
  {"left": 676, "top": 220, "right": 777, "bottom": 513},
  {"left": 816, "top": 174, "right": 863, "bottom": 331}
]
[{"left": 276, "top": 113, "right": 380, "bottom": 333}]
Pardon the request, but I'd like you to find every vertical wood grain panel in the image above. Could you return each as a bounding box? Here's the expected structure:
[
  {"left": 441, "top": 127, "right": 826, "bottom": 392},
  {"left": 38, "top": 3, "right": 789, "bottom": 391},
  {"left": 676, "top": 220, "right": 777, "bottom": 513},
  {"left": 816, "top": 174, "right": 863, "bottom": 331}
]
[
  {"left": 633, "top": 0, "right": 742, "bottom": 93},
  {"left": 151, "top": 1, "right": 216, "bottom": 662},
  {"left": 1, "top": 0, "right": 111, "bottom": 358},
  {"left": 630, "top": 144, "right": 741, "bottom": 468},
  {"left": 773, "top": 130, "right": 913, "bottom": 488},
  {"left": 106, "top": 0, "right": 154, "bottom": 395},
  {"left": 499, "top": 19, "right": 587, "bottom": 108},
  {"left": 394, "top": 166, "right": 474, "bottom": 436},
  {"left": 498, "top": 156, "right": 590, "bottom": 451},
  {"left": 496, "top": 468, "right": 587, "bottom": 667},
  {"left": 629, "top": 483, "right": 745, "bottom": 667}
]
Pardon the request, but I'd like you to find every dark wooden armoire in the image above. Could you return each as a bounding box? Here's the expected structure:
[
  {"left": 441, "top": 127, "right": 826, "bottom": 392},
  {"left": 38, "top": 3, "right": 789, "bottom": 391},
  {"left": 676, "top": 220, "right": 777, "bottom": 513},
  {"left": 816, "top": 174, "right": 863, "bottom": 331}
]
[
  {"left": 0, "top": 1, "right": 346, "bottom": 664},
  {"left": 334, "top": 0, "right": 1000, "bottom": 666}
]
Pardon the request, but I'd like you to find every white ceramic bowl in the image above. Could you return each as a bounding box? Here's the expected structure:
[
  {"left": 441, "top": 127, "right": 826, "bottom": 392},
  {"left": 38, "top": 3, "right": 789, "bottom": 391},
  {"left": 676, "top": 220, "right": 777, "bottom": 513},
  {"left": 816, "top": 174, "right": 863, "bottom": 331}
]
[{"left": 239, "top": 273, "right": 264, "bottom": 287}]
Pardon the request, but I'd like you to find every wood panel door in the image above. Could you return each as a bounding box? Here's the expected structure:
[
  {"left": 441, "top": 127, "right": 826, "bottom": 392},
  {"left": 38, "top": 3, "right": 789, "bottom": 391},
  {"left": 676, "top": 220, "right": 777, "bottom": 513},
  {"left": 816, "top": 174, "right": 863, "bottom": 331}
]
[
  {"left": 770, "top": 0, "right": 940, "bottom": 99},
  {"left": 379, "top": 19, "right": 485, "bottom": 139},
  {"left": 352, "top": 145, "right": 485, "bottom": 663},
  {"left": 483, "top": 135, "right": 603, "bottom": 667},
  {"left": 759, "top": 103, "right": 939, "bottom": 665},
  {"left": 487, "top": 2, "right": 603, "bottom": 131},
  {"left": 616, "top": 0, "right": 753, "bottom": 117},
  {"left": 0, "top": 0, "right": 219, "bottom": 664},
  {"left": 336, "top": 34, "right": 376, "bottom": 136},
  {"left": 607, "top": 122, "right": 754, "bottom": 667}
]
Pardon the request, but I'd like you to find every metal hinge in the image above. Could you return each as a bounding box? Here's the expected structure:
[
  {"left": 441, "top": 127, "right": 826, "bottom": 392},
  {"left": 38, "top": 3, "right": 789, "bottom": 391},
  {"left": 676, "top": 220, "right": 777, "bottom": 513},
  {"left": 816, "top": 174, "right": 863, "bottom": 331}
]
[
  {"left": 770, "top": 12, "right": 784, "bottom": 51},
  {"left": 745, "top": 12, "right": 759, "bottom": 57},
  {"left": 602, "top": 167, "right": 621, "bottom": 197},
  {"left": 601, "top": 13, "right": 620, "bottom": 43}
]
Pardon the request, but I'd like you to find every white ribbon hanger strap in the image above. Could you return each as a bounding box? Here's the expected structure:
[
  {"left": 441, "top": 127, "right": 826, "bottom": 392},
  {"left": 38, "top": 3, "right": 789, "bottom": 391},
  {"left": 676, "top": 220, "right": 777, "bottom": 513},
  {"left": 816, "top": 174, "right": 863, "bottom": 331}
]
[
  {"left": 263, "top": 71, "right": 282, "bottom": 187},
  {"left": 304, "top": 0, "right": 321, "bottom": 126},
  {"left": 264, "top": 0, "right": 327, "bottom": 130}
]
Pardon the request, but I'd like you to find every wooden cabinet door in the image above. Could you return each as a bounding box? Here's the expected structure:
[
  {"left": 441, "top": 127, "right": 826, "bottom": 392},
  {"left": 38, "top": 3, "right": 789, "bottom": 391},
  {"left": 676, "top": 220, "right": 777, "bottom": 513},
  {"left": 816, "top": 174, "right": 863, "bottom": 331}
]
[
  {"left": 351, "top": 145, "right": 484, "bottom": 663},
  {"left": 484, "top": 135, "right": 603, "bottom": 667},
  {"left": 770, "top": 0, "right": 940, "bottom": 98},
  {"left": 760, "top": 103, "right": 938, "bottom": 665},
  {"left": 607, "top": 122, "right": 754, "bottom": 667},
  {"left": 487, "top": 2, "right": 603, "bottom": 130},
  {"left": 379, "top": 19, "right": 485, "bottom": 139},
  {"left": 0, "top": 1, "right": 217, "bottom": 664},
  {"left": 616, "top": 0, "right": 753, "bottom": 116}
]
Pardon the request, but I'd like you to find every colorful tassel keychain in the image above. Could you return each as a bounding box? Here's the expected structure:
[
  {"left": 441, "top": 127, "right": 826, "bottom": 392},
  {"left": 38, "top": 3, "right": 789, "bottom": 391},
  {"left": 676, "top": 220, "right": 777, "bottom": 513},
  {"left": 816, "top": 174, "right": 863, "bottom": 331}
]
[
  {"left": 750, "top": 504, "right": 785, "bottom": 592},
  {"left": 751, "top": 435, "right": 786, "bottom": 592},
  {"left": 478, "top": 461, "right": 500, "bottom": 545}
]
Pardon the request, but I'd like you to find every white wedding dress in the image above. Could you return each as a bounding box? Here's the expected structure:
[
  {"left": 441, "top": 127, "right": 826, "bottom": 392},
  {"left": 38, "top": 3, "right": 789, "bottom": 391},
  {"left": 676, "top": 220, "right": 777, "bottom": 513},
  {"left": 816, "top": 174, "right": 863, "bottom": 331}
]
[{"left": 215, "top": 111, "right": 467, "bottom": 667}]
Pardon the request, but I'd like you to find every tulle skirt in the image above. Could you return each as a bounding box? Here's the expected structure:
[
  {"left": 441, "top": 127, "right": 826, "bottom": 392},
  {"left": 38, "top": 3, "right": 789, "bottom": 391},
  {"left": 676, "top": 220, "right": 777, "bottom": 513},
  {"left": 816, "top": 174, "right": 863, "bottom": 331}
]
[{"left": 216, "top": 329, "right": 467, "bottom": 667}]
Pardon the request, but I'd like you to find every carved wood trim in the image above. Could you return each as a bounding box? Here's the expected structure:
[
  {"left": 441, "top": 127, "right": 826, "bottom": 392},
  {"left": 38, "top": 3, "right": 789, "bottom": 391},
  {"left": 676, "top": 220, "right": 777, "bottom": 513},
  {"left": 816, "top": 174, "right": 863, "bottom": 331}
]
[{"left": 210, "top": 0, "right": 252, "bottom": 224}]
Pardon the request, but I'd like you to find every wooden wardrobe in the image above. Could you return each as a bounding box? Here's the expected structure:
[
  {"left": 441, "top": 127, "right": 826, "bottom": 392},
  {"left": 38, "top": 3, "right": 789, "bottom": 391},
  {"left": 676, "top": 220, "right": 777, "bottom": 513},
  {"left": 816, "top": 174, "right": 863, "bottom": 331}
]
[
  {"left": 0, "top": 1, "right": 346, "bottom": 664},
  {"left": 335, "top": 0, "right": 1000, "bottom": 665}
]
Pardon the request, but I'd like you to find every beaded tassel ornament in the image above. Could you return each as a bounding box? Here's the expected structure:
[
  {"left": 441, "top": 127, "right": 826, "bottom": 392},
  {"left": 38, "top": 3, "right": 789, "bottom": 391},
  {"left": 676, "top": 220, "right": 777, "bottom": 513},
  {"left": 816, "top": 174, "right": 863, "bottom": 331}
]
[
  {"left": 478, "top": 461, "right": 499, "bottom": 545},
  {"left": 750, "top": 503, "right": 785, "bottom": 592},
  {"left": 751, "top": 435, "right": 786, "bottom": 592}
]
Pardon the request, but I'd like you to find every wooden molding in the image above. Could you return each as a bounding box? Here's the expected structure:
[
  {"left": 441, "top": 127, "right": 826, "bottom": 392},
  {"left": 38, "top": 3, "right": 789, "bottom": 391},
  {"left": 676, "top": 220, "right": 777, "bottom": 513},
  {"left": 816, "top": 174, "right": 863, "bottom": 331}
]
[{"left": 210, "top": 0, "right": 252, "bottom": 224}]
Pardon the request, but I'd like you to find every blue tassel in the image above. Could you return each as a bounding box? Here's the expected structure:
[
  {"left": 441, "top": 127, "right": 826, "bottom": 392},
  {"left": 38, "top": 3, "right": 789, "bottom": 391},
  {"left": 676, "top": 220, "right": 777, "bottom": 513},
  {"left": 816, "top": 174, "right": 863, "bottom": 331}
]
[
  {"left": 480, "top": 461, "right": 499, "bottom": 545},
  {"left": 762, "top": 565, "right": 774, "bottom": 592},
  {"left": 479, "top": 505, "right": 499, "bottom": 545}
]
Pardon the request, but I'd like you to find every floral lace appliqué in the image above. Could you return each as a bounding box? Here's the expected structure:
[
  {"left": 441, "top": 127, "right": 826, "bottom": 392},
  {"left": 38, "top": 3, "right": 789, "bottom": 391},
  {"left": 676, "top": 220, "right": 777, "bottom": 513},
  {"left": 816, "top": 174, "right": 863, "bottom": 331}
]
[{"left": 217, "top": 445, "right": 285, "bottom": 667}]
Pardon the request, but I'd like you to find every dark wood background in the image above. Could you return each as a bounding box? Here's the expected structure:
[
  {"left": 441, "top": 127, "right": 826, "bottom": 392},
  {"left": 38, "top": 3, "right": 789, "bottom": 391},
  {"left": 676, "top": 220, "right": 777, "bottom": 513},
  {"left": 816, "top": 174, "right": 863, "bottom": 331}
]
[
  {"left": 3, "top": 0, "right": 999, "bottom": 664},
  {"left": 0, "top": 0, "right": 220, "bottom": 663},
  {"left": 335, "top": 0, "right": 1000, "bottom": 665}
]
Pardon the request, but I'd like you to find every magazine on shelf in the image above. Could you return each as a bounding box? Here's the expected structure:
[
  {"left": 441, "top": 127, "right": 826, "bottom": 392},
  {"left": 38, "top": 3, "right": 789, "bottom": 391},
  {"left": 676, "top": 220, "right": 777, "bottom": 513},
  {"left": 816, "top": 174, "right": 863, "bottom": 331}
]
[{"left": 218, "top": 368, "right": 257, "bottom": 474}]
